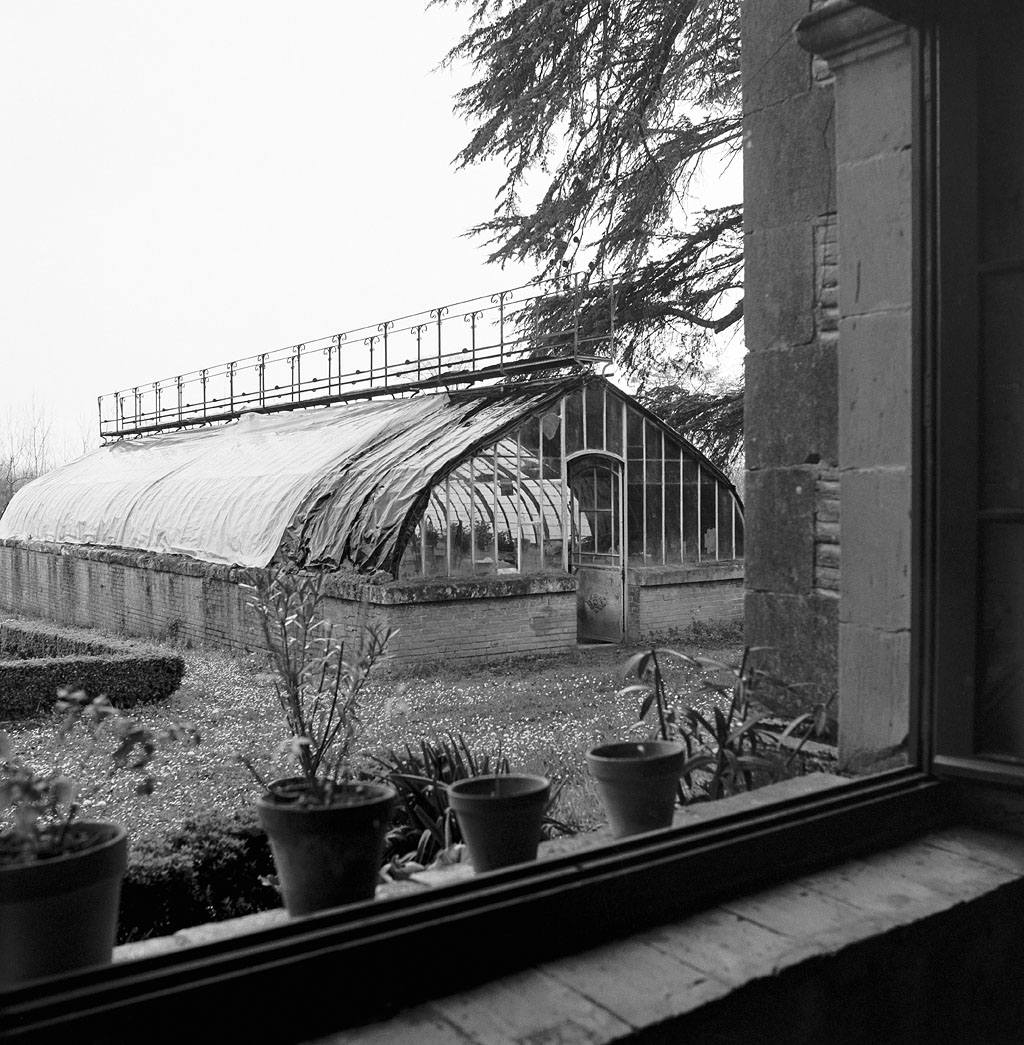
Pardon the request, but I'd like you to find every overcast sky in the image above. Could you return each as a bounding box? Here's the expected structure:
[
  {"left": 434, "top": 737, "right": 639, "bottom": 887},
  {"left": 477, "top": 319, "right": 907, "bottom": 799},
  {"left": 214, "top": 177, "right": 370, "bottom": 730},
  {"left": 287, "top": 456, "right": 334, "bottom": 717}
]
[
  {"left": 1, "top": 1, "right": 542, "bottom": 453},
  {"left": 1, "top": 2, "right": 743, "bottom": 461}
]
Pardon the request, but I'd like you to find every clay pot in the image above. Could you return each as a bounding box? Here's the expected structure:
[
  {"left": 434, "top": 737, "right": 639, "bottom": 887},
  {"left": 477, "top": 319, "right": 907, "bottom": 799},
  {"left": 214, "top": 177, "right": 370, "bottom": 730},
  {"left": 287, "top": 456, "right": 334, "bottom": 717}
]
[
  {"left": 0, "top": 821, "right": 127, "bottom": 988},
  {"left": 586, "top": 740, "right": 687, "bottom": 838},
  {"left": 447, "top": 774, "right": 550, "bottom": 872},
  {"left": 257, "top": 781, "right": 396, "bottom": 917}
]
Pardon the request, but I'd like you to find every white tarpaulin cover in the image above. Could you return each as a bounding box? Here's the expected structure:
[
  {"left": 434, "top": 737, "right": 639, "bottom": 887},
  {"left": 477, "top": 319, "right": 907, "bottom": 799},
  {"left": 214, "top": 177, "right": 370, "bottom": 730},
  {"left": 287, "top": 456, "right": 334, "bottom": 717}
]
[{"left": 0, "top": 387, "right": 560, "bottom": 570}]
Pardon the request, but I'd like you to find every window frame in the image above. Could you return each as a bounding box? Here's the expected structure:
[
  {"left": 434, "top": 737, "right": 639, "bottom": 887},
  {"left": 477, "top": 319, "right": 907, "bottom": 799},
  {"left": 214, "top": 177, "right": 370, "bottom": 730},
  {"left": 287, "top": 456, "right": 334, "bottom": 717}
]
[{"left": 4, "top": 6, "right": 982, "bottom": 1042}]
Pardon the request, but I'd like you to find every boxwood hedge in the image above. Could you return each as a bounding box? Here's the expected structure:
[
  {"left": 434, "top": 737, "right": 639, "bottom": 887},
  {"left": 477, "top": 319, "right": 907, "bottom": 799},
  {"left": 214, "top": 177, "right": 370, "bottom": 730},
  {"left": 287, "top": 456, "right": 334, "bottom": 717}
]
[
  {"left": 117, "top": 808, "right": 279, "bottom": 943},
  {"left": 0, "top": 618, "right": 184, "bottom": 718}
]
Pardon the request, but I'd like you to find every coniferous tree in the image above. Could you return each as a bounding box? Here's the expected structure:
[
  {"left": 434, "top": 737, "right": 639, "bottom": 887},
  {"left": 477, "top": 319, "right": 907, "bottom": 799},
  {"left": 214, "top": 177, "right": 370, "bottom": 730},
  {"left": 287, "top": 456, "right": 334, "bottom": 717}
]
[{"left": 437, "top": 0, "right": 743, "bottom": 441}]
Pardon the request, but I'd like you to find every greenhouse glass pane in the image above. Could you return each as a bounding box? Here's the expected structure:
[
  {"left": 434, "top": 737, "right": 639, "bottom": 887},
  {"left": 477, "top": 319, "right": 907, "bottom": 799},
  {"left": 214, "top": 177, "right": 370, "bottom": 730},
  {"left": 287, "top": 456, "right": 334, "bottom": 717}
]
[
  {"left": 565, "top": 391, "right": 584, "bottom": 455},
  {"left": 627, "top": 406, "right": 643, "bottom": 462},
  {"left": 542, "top": 410, "right": 562, "bottom": 480},
  {"left": 682, "top": 457, "right": 699, "bottom": 563},
  {"left": 420, "top": 491, "right": 449, "bottom": 576},
  {"left": 645, "top": 485, "right": 663, "bottom": 562},
  {"left": 665, "top": 483, "right": 682, "bottom": 563},
  {"left": 471, "top": 455, "right": 498, "bottom": 577},
  {"left": 606, "top": 394, "right": 624, "bottom": 456},
  {"left": 585, "top": 385, "right": 605, "bottom": 451},
  {"left": 447, "top": 464, "right": 476, "bottom": 577},
  {"left": 645, "top": 422, "right": 662, "bottom": 459},
  {"left": 717, "top": 484, "right": 734, "bottom": 560},
  {"left": 700, "top": 468, "right": 718, "bottom": 559},
  {"left": 627, "top": 480, "right": 645, "bottom": 565},
  {"left": 396, "top": 523, "right": 425, "bottom": 580}
]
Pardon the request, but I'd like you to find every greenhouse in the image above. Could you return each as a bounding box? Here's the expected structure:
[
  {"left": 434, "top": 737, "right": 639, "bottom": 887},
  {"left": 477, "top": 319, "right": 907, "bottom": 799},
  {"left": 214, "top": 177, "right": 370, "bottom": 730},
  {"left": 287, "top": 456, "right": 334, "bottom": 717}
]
[
  {"left": 0, "top": 278, "right": 744, "bottom": 660},
  {"left": 0, "top": 373, "right": 743, "bottom": 652}
]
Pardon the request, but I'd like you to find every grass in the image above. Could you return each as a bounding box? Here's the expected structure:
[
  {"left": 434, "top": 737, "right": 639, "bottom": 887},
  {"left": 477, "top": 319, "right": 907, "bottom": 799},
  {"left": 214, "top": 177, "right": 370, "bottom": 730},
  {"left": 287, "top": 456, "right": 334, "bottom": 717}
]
[{"left": 1, "top": 620, "right": 747, "bottom": 849}]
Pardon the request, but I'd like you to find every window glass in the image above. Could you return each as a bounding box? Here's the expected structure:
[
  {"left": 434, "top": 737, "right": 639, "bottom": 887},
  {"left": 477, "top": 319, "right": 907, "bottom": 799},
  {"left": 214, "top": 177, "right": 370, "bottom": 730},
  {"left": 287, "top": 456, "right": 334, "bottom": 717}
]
[
  {"left": 10, "top": 8, "right": 941, "bottom": 1016},
  {"left": 446, "top": 463, "right": 475, "bottom": 576},
  {"left": 584, "top": 384, "right": 605, "bottom": 451},
  {"left": 471, "top": 453, "right": 498, "bottom": 576},
  {"left": 699, "top": 467, "right": 717, "bottom": 560},
  {"left": 665, "top": 451, "right": 682, "bottom": 564},
  {"left": 645, "top": 483, "right": 663, "bottom": 562},
  {"left": 682, "top": 456, "right": 699, "bottom": 563},
  {"left": 606, "top": 393, "right": 624, "bottom": 456},
  {"left": 565, "top": 390, "right": 583, "bottom": 455},
  {"left": 717, "top": 485, "right": 735, "bottom": 560},
  {"left": 542, "top": 410, "right": 562, "bottom": 478}
]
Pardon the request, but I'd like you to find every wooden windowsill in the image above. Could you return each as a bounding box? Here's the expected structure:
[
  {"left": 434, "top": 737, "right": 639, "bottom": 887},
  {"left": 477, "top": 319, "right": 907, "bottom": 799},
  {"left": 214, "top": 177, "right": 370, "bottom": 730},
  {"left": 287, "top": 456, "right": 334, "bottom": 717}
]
[{"left": 305, "top": 822, "right": 1024, "bottom": 1043}]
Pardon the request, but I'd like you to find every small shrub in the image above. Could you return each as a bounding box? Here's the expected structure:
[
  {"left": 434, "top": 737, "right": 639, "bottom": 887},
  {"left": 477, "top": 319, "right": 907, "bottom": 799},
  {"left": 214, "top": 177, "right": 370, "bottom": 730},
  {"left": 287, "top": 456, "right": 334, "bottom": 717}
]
[
  {"left": 117, "top": 807, "right": 277, "bottom": 943},
  {"left": 0, "top": 621, "right": 183, "bottom": 719},
  {"left": 676, "top": 617, "right": 745, "bottom": 648},
  {"left": 0, "top": 655, "right": 185, "bottom": 719}
]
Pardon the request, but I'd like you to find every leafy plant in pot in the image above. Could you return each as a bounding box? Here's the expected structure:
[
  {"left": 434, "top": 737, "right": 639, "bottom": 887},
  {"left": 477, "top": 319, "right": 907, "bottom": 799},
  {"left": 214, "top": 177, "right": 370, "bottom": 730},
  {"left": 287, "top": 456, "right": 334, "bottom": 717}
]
[
  {"left": 241, "top": 570, "right": 397, "bottom": 917},
  {"left": 589, "top": 645, "right": 831, "bottom": 838},
  {"left": 0, "top": 690, "right": 198, "bottom": 987},
  {"left": 372, "top": 733, "right": 566, "bottom": 874}
]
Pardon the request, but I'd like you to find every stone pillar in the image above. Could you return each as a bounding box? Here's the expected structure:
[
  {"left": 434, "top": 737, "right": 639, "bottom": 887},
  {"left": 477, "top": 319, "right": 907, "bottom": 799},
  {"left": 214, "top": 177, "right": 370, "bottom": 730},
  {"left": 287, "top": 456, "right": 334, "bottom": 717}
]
[
  {"left": 742, "top": 0, "right": 839, "bottom": 706},
  {"left": 797, "top": 1, "right": 913, "bottom": 761}
]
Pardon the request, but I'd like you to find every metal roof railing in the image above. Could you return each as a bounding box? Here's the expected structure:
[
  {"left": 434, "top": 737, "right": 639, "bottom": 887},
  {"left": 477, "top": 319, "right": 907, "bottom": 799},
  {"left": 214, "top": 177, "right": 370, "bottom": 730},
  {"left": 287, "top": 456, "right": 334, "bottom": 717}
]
[{"left": 98, "top": 272, "right": 618, "bottom": 439}]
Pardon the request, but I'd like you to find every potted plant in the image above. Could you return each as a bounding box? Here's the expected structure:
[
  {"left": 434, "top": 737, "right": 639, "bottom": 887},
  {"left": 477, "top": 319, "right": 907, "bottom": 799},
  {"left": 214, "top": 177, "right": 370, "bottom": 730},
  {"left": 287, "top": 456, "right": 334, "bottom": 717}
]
[
  {"left": 0, "top": 691, "right": 198, "bottom": 987},
  {"left": 241, "top": 569, "right": 397, "bottom": 917},
  {"left": 589, "top": 646, "right": 831, "bottom": 838}
]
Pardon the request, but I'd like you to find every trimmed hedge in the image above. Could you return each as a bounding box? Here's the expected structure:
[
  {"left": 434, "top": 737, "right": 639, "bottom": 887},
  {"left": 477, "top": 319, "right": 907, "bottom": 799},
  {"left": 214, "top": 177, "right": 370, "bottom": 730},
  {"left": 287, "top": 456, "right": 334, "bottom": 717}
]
[
  {"left": 117, "top": 807, "right": 279, "bottom": 943},
  {"left": 0, "top": 619, "right": 184, "bottom": 718},
  {"left": 0, "top": 618, "right": 120, "bottom": 658}
]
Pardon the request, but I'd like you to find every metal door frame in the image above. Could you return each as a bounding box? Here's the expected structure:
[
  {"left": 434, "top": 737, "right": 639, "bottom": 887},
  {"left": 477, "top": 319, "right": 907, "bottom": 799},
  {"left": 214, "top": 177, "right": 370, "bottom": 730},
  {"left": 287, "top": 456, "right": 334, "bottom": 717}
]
[{"left": 567, "top": 451, "right": 625, "bottom": 642}]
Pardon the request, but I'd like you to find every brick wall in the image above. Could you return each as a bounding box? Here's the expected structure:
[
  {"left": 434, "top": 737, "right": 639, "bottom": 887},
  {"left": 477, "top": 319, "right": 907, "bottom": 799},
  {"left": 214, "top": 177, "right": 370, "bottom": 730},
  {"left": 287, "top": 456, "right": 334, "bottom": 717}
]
[
  {"left": 627, "top": 564, "right": 744, "bottom": 640},
  {"left": 0, "top": 540, "right": 578, "bottom": 668}
]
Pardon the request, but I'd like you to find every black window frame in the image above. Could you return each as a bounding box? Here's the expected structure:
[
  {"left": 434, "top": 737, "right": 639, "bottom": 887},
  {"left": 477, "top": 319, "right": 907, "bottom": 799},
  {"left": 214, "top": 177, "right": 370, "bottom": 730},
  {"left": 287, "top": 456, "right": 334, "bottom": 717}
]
[{"left": 3, "top": 5, "right": 994, "bottom": 1042}]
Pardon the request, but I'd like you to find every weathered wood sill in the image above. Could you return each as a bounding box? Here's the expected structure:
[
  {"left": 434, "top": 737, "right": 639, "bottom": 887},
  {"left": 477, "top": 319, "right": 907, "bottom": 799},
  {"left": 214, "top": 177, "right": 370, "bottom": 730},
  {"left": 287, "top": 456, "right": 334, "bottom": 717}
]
[
  {"left": 311, "top": 823, "right": 1024, "bottom": 1043},
  {"left": 113, "top": 775, "right": 1024, "bottom": 1042}
]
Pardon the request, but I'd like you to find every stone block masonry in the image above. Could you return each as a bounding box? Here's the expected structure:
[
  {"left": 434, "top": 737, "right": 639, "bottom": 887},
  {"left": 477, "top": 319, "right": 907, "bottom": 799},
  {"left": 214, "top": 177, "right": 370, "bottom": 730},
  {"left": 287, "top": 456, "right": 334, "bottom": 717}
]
[
  {"left": 742, "top": 0, "right": 840, "bottom": 732},
  {"left": 0, "top": 540, "right": 578, "bottom": 669}
]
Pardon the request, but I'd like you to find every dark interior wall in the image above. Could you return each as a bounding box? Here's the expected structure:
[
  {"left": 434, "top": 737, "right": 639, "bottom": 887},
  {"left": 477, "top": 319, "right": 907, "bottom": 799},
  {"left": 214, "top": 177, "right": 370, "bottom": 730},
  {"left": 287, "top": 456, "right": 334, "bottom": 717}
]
[{"left": 742, "top": 0, "right": 840, "bottom": 708}]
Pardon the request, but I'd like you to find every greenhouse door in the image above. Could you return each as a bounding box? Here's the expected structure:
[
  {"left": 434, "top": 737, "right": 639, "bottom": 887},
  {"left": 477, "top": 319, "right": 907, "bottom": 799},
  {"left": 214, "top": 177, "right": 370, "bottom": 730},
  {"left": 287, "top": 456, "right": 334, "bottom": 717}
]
[{"left": 569, "top": 456, "right": 624, "bottom": 643}]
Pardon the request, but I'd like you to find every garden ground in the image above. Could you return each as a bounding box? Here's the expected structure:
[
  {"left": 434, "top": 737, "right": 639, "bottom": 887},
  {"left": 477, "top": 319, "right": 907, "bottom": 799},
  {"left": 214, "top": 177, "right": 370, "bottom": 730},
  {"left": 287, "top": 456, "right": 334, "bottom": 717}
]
[{"left": 3, "top": 620, "right": 752, "bottom": 849}]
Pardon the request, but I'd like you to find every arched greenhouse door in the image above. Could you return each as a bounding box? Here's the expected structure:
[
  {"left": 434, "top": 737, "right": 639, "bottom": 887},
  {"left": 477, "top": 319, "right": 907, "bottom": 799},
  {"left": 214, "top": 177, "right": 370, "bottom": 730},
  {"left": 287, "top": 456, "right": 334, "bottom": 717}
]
[{"left": 568, "top": 454, "right": 624, "bottom": 643}]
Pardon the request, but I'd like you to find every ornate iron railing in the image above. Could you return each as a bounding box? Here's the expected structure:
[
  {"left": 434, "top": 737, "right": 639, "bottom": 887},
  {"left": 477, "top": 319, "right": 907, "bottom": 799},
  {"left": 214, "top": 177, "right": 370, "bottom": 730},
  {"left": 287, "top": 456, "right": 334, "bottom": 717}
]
[{"left": 98, "top": 273, "right": 618, "bottom": 439}]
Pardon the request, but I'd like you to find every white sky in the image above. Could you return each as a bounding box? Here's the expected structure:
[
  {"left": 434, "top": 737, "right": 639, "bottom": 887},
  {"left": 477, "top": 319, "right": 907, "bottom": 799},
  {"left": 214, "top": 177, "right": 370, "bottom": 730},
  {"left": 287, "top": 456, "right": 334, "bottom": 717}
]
[
  {"left": 1, "top": 2, "right": 743, "bottom": 460},
  {"left": 0, "top": 1, "right": 538, "bottom": 452}
]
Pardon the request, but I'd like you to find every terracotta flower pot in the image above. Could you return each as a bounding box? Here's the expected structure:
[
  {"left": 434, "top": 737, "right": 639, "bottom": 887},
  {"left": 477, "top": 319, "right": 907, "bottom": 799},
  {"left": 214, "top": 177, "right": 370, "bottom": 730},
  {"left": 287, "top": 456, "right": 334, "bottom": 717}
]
[
  {"left": 586, "top": 740, "right": 687, "bottom": 838},
  {"left": 257, "top": 781, "right": 397, "bottom": 917},
  {"left": 447, "top": 774, "right": 550, "bottom": 872},
  {"left": 0, "top": 820, "right": 127, "bottom": 988}
]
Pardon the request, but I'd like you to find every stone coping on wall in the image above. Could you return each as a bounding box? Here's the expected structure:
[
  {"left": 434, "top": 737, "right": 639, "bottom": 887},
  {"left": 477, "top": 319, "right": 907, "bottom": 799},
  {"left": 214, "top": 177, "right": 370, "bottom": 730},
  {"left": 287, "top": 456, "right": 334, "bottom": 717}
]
[
  {"left": 0, "top": 538, "right": 253, "bottom": 581},
  {"left": 323, "top": 572, "right": 576, "bottom": 606},
  {"left": 629, "top": 561, "right": 744, "bottom": 586},
  {"left": 0, "top": 539, "right": 576, "bottom": 605}
]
